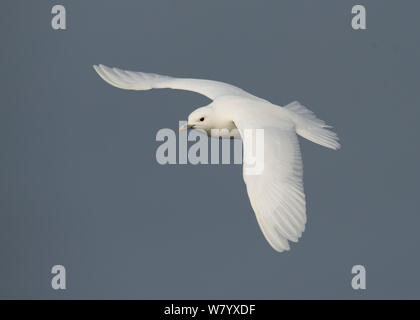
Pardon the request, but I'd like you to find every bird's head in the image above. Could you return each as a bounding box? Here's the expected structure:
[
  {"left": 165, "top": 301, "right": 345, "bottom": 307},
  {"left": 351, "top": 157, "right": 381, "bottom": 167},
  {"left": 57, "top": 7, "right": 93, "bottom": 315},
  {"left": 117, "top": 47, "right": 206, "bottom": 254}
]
[{"left": 179, "top": 106, "right": 214, "bottom": 134}]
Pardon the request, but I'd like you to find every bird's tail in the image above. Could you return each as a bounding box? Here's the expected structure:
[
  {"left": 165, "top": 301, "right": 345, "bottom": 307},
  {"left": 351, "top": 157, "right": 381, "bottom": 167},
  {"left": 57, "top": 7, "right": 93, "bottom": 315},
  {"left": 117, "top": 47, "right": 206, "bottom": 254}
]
[{"left": 284, "top": 101, "right": 341, "bottom": 150}]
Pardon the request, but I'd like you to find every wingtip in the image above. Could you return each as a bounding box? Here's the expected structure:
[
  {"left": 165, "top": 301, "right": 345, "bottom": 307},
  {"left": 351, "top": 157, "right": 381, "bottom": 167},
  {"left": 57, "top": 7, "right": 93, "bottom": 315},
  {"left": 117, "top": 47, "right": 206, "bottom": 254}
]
[
  {"left": 93, "top": 64, "right": 108, "bottom": 71},
  {"left": 92, "top": 64, "right": 108, "bottom": 77},
  {"left": 272, "top": 242, "right": 290, "bottom": 253},
  {"left": 332, "top": 140, "right": 341, "bottom": 150}
]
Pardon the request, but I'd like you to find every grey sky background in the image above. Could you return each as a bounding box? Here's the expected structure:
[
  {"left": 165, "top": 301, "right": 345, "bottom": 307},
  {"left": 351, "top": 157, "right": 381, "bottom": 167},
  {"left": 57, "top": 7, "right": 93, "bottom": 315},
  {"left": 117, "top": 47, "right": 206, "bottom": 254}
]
[{"left": 1, "top": 1, "right": 419, "bottom": 299}]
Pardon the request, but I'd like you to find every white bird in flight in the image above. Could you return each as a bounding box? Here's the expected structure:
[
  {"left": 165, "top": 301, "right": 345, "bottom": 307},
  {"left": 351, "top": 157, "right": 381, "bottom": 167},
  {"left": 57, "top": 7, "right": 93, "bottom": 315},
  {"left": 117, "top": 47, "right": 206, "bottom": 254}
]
[{"left": 93, "top": 64, "right": 340, "bottom": 252}]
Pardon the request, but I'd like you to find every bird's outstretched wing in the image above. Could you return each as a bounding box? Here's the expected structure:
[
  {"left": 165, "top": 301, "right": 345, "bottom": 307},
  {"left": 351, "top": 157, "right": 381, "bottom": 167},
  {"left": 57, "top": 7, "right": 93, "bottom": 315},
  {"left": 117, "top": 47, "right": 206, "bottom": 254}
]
[
  {"left": 234, "top": 114, "right": 306, "bottom": 252},
  {"left": 93, "top": 64, "right": 260, "bottom": 101}
]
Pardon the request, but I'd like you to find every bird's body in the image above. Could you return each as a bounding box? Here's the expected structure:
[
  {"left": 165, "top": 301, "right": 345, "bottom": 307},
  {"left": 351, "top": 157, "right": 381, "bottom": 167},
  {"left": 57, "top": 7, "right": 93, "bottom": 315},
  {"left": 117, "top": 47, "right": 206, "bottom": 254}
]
[{"left": 93, "top": 64, "right": 340, "bottom": 252}]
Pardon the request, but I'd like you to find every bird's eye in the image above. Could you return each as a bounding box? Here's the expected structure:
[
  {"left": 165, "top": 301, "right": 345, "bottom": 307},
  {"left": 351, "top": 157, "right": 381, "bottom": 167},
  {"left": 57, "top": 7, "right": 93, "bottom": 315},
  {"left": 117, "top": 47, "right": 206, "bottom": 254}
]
[{"left": 199, "top": 117, "right": 205, "bottom": 122}]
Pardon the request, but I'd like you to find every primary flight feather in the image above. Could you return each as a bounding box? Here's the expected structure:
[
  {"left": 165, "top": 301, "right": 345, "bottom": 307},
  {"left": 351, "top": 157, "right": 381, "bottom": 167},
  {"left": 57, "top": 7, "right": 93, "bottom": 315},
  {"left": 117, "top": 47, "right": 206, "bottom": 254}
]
[{"left": 93, "top": 64, "right": 340, "bottom": 252}]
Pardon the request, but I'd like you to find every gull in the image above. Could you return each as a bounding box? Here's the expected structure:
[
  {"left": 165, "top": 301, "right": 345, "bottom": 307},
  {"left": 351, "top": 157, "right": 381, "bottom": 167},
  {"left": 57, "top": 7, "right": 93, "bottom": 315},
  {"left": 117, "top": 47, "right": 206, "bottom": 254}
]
[{"left": 93, "top": 64, "right": 340, "bottom": 252}]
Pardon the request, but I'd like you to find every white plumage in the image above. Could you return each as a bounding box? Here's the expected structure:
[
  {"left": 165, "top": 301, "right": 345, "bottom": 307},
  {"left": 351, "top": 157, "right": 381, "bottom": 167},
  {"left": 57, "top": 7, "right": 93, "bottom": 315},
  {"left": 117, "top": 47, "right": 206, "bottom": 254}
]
[{"left": 93, "top": 64, "right": 340, "bottom": 252}]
